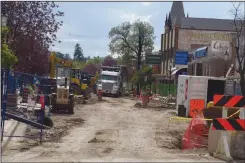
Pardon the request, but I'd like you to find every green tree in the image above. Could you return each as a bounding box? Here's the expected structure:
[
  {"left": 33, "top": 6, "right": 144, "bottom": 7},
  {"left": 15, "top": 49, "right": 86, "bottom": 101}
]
[
  {"left": 73, "top": 43, "right": 84, "bottom": 61},
  {"left": 56, "top": 51, "right": 71, "bottom": 59},
  {"left": 109, "top": 19, "right": 155, "bottom": 95},
  {"left": 1, "top": 27, "right": 18, "bottom": 68}
]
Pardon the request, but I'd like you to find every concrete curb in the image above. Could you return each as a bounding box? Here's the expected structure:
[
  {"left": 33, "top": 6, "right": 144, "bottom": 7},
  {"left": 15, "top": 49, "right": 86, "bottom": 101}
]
[{"left": 2, "top": 121, "right": 20, "bottom": 152}]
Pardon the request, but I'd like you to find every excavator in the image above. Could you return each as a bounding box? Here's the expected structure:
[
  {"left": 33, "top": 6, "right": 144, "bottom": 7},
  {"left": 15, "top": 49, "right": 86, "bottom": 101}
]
[
  {"left": 49, "top": 52, "right": 74, "bottom": 114},
  {"left": 70, "top": 69, "right": 99, "bottom": 99}
]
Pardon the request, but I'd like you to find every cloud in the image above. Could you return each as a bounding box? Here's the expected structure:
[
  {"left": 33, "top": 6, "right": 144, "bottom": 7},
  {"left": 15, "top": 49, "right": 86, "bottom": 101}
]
[
  {"left": 49, "top": 47, "right": 61, "bottom": 52},
  {"left": 107, "top": 9, "right": 153, "bottom": 23},
  {"left": 62, "top": 38, "right": 82, "bottom": 43},
  {"left": 141, "top": 2, "right": 151, "bottom": 6},
  {"left": 119, "top": 12, "right": 152, "bottom": 23},
  {"left": 154, "top": 45, "right": 161, "bottom": 51}
]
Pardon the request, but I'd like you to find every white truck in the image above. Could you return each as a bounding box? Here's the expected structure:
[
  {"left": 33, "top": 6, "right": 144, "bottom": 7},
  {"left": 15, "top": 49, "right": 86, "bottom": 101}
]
[
  {"left": 176, "top": 75, "right": 226, "bottom": 117},
  {"left": 97, "top": 65, "right": 127, "bottom": 97}
]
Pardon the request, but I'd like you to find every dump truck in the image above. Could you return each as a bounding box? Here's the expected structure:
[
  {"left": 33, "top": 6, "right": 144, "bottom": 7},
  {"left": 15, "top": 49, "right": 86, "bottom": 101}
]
[{"left": 97, "top": 65, "right": 128, "bottom": 97}]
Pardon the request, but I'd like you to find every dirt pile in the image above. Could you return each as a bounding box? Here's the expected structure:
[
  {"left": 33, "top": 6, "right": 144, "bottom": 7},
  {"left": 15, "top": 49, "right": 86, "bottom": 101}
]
[
  {"left": 45, "top": 117, "right": 85, "bottom": 142},
  {"left": 155, "top": 129, "right": 185, "bottom": 150},
  {"left": 17, "top": 116, "right": 85, "bottom": 152},
  {"left": 134, "top": 102, "right": 142, "bottom": 108}
]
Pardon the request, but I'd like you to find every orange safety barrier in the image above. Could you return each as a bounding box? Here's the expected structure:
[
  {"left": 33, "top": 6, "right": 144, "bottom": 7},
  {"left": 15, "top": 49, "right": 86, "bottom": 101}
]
[
  {"left": 189, "top": 99, "right": 205, "bottom": 118},
  {"left": 182, "top": 112, "right": 209, "bottom": 150}
]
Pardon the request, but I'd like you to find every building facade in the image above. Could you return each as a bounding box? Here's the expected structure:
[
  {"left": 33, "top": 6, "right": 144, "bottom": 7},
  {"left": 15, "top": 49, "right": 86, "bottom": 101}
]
[{"left": 160, "top": 1, "right": 237, "bottom": 78}]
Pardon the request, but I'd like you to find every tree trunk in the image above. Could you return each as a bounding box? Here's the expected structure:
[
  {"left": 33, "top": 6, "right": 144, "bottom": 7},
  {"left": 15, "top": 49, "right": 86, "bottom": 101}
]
[
  {"left": 240, "top": 72, "right": 245, "bottom": 96},
  {"left": 136, "top": 36, "right": 142, "bottom": 96}
]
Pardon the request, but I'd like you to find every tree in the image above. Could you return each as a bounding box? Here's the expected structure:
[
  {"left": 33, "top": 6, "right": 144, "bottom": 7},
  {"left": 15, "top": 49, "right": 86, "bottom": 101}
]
[
  {"left": 82, "top": 63, "right": 97, "bottom": 75},
  {"left": 102, "top": 55, "right": 117, "bottom": 66},
  {"left": 64, "top": 53, "right": 71, "bottom": 60},
  {"left": 1, "top": 1, "right": 64, "bottom": 76},
  {"left": 230, "top": 2, "right": 245, "bottom": 95},
  {"left": 56, "top": 51, "right": 71, "bottom": 59},
  {"left": 1, "top": 26, "right": 18, "bottom": 68},
  {"left": 109, "top": 19, "right": 155, "bottom": 95},
  {"left": 73, "top": 43, "right": 84, "bottom": 61}
]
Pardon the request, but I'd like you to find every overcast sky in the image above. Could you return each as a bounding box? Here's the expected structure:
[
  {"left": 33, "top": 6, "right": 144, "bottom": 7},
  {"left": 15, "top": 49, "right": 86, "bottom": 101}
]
[{"left": 49, "top": 2, "right": 233, "bottom": 58}]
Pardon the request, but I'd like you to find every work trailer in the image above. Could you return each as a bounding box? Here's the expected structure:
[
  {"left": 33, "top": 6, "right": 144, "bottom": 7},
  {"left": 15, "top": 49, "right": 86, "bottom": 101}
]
[{"left": 176, "top": 75, "right": 226, "bottom": 117}]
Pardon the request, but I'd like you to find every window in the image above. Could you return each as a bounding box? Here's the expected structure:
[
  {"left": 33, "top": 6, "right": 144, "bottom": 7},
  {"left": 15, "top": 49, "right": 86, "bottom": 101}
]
[{"left": 101, "top": 75, "right": 117, "bottom": 81}]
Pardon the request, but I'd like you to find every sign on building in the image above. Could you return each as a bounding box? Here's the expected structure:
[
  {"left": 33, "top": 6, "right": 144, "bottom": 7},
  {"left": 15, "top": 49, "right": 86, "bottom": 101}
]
[
  {"left": 178, "top": 29, "right": 235, "bottom": 51},
  {"left": 145, "top": 55, "right": 162, "bottom": 64},
  {"left": 175, "top": 51, "right": 188, "bottom": 65},
  {"left": 211, "top": 40, "right": 230, "bottom": 53}
]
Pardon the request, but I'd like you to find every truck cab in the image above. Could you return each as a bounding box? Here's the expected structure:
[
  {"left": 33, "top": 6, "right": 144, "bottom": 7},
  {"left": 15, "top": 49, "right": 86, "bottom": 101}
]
[{"left": 97, "top": 65, "right": 127, "bottom": 97}]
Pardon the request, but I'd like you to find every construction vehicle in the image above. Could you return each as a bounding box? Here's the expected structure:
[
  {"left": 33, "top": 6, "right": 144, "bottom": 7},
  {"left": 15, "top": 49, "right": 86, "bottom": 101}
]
[
  {"left": 70, "top": 69, "right": 90, "bottom": 99},
  {"left": 70, "top": 69, "right": 99, "bottom": 99},
  {"left": 97, "top": 65, "right": 128, "bottom": 97},
  {"left": 49, "top": 52, "right": 74, "bottom": 114}
]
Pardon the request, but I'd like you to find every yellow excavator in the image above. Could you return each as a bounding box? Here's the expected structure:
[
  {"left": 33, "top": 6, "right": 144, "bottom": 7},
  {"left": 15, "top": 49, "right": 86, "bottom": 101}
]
[
  {"left": 49, "top": 52, "right": 74, "bottom": 114},
  {"left": 70, "top": 69, "right": 99, "bottom": 99}
]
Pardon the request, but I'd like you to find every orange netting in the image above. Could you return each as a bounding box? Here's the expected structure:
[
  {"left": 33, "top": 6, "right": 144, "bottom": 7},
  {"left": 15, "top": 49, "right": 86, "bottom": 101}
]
[{"left": 182, "top": 111, "right": 209, "bottom": 150}]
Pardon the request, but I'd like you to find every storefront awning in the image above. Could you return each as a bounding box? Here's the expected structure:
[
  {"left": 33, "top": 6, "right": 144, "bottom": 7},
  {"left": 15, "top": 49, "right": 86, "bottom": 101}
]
[{"left": 171, "top": 68, "right": 187, "bottom": 76}]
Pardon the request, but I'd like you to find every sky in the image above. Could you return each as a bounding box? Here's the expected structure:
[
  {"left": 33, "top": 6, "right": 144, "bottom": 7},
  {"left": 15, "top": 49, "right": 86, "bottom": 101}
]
[{"left": 49, "top": 1, "right": 234, "bottom": 59}]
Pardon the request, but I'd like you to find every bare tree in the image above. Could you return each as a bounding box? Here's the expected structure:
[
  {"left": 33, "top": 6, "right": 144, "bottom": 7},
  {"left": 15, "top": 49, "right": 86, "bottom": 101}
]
[{"left": 230, "top": 2, "right": 245, "bottom": 95}]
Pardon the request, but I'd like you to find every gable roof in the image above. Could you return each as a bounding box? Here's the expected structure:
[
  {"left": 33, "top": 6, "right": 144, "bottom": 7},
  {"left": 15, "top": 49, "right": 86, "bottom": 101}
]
[{"left": 181, "top": 17, "right": 235, "bottom": 31}]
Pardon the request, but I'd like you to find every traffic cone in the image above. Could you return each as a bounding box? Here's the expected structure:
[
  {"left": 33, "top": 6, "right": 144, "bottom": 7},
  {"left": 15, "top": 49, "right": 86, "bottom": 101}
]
[{"left": 98, "top": 90, "right": 102, "bottom": 101}]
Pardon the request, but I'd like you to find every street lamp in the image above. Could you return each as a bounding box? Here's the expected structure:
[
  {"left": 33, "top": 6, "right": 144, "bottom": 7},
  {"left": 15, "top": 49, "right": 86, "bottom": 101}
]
[
  {"left": 224, "top": 50, "right": 228, "bottom": 78},
  {"left": 168, "top": 60, "right": 173, "bottom": 96},
  {"left": 1, "top": 15, "right": 8, "bottom": 26}
]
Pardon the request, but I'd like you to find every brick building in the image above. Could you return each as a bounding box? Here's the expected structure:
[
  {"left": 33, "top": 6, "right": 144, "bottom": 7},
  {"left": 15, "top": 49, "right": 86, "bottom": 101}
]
[{"left": 160, "top": 1, "right": 237, "bottom": 78}]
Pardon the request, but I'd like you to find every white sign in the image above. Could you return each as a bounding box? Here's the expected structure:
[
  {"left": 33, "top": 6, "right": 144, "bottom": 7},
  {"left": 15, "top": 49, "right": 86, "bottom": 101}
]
[{"left": 211, "top": 40, "right": 230, "bottom": 53}]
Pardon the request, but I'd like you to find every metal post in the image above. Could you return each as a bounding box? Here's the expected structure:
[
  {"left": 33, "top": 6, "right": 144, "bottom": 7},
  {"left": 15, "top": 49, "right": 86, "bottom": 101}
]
[
  {"left": 224, "top": 61, "right": 227, "bottom": 78},
  {"left": 224, "top": 51, "right": 228, "bottom": 78},
  {"left": 1, "top": 69, "right": 9, "bottom": 142},
  {"left": 168, "top": 65, "right": 171, "bottom": 95}
]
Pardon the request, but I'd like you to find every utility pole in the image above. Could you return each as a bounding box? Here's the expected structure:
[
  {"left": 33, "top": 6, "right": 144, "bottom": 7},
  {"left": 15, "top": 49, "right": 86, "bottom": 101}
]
[{"left": 136, "top": 35, "right": 142, "bottom": 96}]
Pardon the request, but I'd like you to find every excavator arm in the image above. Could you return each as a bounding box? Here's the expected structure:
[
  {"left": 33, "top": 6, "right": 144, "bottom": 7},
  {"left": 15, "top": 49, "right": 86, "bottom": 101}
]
[{"left": 49, "top": 52, "right": 73, "bottom": 79}]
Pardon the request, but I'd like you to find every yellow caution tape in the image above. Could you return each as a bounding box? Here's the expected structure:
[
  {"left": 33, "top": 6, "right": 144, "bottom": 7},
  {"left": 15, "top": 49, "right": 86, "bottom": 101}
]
[
  {"left": 228, "top": 110, "right": 240, "bottom": 119},
  {"left": 170, "top": 116, "right": 213, "bottom": 121}
]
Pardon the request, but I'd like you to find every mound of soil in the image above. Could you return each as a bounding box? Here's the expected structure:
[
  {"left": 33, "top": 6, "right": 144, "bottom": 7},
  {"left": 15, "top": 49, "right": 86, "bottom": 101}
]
[
  {"left": 155, "top": 129, "right": 185, "bottom": 150},
  {"left": 45, "top": 117, "right": 85, "bottom": 143},
  {"left": 18, "top": 117, "right": 85, "bottom": 152},
  {"left": 134, "top": 102, "right": 142, "bottom": 108}
]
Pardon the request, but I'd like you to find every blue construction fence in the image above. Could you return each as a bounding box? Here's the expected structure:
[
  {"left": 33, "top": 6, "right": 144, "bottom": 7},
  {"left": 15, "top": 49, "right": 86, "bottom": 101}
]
[{"left": 1, "top": 70, "right": 56, "bottom": 96}]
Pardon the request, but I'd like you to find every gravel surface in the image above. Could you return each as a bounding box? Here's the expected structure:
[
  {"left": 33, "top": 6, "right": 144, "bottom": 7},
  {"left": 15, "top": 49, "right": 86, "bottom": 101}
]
[{"left": 2, "top": 95, "right": 223, "bottom": 162}]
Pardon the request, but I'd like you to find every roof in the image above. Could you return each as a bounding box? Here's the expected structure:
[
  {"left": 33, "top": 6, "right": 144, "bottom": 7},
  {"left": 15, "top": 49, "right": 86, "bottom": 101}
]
[
  {"left": 101, "top": 71, "right": 119, "bottom": 76},
  {"left": 170, "top": 1, "right": 185, "bottom": 25},
  {"left": 181, "top": 17, "right": 235, "bottom": 31}
]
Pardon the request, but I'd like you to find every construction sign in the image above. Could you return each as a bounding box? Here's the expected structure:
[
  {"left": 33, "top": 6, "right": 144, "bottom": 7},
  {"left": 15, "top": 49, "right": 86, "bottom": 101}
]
[
  {"left": 189, "top": 99, "right": 205, "bottom": 117},
  {"left": 213, "top": 95, "right": 245, "bottom": 108}
]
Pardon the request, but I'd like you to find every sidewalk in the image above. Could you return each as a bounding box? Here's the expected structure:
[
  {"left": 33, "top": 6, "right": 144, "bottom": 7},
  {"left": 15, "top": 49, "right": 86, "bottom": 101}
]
[{"left": 1, "top": 119, "right": 20, "bottom": 151}]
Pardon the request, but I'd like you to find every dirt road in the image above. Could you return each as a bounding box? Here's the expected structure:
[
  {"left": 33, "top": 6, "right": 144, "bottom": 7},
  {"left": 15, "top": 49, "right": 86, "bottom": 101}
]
[{"left": 2, "top": 96, "right": 223, "bottom": 162}]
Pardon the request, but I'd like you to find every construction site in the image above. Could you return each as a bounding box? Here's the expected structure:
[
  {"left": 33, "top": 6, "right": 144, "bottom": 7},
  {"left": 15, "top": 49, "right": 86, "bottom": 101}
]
[
  {"left": 1, "top": 57, "right": 245, "bottom": 162},
  {"left": 1, "top": 1, "right": 245, "bottom": 162}
]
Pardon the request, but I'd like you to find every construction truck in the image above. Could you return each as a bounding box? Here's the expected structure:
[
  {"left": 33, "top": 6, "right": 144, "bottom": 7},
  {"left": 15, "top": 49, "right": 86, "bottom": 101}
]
[
  {"left": 97, "top": 65, "right": 128, "bottom": 97},
  {"left": 49, "top": 52, "right": 74, "bottom": 114}
]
